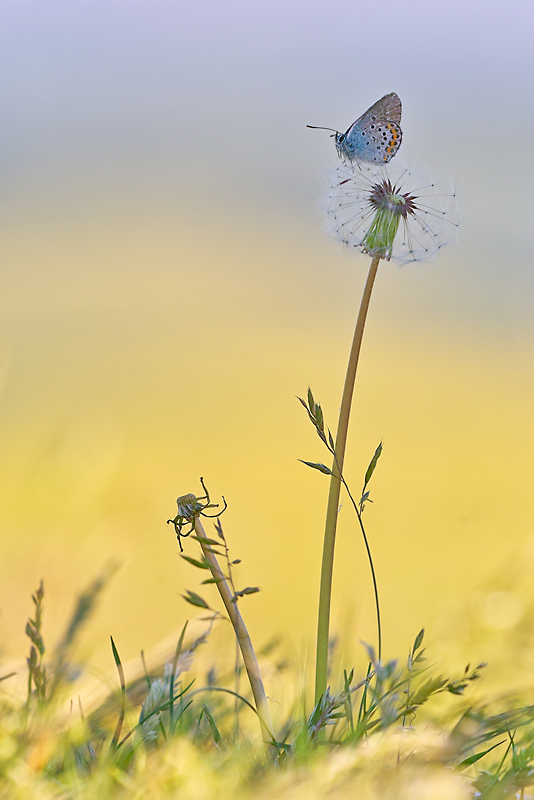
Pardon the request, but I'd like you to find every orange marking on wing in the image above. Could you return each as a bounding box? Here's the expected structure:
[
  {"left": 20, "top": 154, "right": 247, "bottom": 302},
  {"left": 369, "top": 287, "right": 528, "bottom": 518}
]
[{"left": 385, "top": 123, "right": 399, "bottom": 154}]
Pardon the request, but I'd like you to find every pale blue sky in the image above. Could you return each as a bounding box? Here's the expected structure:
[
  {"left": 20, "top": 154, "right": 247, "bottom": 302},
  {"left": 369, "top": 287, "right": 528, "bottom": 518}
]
[{"left": 1, "top": 0, "right": 532, "bottom": 291}]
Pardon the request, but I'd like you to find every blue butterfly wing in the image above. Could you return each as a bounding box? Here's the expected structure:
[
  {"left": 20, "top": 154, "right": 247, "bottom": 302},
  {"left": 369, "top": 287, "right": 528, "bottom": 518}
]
[
  {"left": 355, "top": 92, "right": 402, "bottom": 126},
  {"left": 338, "top": 93, "right": 403, "bottom": 163}
]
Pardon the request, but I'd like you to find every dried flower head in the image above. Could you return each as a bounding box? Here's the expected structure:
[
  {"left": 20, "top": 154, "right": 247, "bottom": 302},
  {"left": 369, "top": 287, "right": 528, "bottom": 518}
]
[
  {"left": 167, "top": 478, "right": 227, "bottom": 552},
  {"left": 323, "top": 160, "right": 459, "bottom": 265}
]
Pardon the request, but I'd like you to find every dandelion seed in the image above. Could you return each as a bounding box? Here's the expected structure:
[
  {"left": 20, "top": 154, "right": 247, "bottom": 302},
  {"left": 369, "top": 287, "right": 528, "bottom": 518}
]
[{"left": 323, "top": 160, "right": 459, "bottom": 266}]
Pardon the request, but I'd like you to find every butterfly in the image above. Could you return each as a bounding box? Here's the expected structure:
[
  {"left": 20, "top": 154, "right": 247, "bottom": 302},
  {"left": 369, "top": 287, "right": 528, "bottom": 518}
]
[{"left": 308, "top": 92, "right": 402, "bottom": 164}]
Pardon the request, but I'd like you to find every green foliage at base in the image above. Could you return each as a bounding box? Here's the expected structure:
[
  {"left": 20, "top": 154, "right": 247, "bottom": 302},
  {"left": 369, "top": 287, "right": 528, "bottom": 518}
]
[{"left": 1, "top": 580, "right": 534, "bottom": 799}]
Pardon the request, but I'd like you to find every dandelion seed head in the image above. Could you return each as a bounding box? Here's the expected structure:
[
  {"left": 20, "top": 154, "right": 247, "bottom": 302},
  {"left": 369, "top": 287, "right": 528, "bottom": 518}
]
[{"left": 322, "top": 160, "right": 459, "bottom": 266}]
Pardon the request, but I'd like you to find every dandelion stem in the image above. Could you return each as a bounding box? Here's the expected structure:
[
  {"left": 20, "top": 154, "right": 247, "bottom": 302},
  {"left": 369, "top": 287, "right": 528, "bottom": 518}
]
[
  {"left": 314, "top": 255, "right": 380, "bottom": 706},
  {"left": 194, "top": 518, "right": 275, "bottom": 744}
]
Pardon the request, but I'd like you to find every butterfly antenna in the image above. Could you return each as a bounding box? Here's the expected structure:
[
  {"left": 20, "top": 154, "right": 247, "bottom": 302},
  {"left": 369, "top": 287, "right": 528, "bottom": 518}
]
[{"left": 307, "top": 125, "right": 338, "bottom": 137}]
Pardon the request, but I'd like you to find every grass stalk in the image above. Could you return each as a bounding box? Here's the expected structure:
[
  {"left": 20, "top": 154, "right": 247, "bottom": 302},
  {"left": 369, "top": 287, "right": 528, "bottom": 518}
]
[
  {"left": 194, "top": 518, "right": 275, "bottom": 744},
  {"left": 314, "top": 255, "right": 381, "bottom": 706}
]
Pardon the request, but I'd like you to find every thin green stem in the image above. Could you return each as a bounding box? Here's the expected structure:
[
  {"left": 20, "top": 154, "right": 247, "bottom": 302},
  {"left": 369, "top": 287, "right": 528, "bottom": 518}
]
[
  {"left": 359, "top": 515, "right": 382, "bottom": 661},
  {"left": 337, "top": 472, "right": 382, "bottom": 663},
  {"left": 194, "top": 518, "right": 275, "bottom": 745},
  {"left": 314, "top": 255, "right": 381, "bottom": 706}
]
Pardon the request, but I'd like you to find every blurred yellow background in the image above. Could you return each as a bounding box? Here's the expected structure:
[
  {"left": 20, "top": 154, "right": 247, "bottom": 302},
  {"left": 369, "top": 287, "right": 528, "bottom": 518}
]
[{"left": 1, "top": 0, "right": 533, "bottom": 689}]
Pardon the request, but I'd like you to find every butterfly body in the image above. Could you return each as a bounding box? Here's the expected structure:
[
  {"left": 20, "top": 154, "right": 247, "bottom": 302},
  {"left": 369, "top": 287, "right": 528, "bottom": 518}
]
[{"left": 310, "top": 93, "right": 403, "bottom": 165}]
